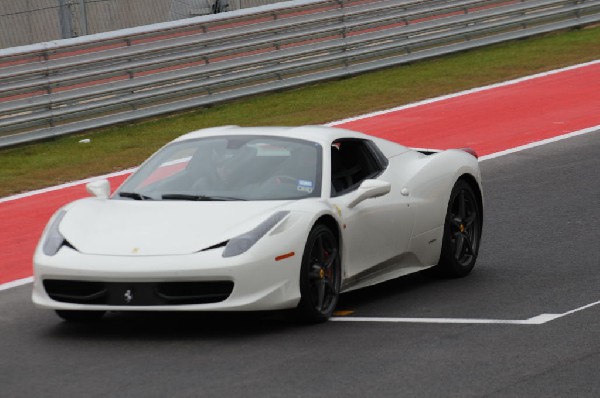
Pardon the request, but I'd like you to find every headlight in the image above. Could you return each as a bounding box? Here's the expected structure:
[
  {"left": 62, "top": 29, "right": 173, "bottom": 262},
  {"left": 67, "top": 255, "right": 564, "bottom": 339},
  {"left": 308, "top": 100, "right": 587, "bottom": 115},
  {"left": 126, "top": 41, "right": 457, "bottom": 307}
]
[
  {"left": 42, "top": 210, "right": 69, "bottom": 256},
  {"left": 222, "top": 211, "right": 289, "bottom": 258}
]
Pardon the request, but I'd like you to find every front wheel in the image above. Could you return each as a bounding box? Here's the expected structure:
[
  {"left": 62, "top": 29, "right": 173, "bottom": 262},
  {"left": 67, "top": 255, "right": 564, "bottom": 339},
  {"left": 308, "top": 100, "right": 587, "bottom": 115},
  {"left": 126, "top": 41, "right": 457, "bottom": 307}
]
[
  {"left": 434, "top": 180, "right": 482, "bottom": 278},
  {"left": 295, "top": 224, "right": 341, "bottom": 323}
]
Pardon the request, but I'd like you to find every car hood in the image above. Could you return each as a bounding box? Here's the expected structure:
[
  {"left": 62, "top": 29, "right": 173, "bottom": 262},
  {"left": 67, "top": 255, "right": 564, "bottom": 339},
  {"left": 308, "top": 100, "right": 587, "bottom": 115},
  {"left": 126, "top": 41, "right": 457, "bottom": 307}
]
[{"left": 59, "top": 198, "right": 293, "bottom": 256}]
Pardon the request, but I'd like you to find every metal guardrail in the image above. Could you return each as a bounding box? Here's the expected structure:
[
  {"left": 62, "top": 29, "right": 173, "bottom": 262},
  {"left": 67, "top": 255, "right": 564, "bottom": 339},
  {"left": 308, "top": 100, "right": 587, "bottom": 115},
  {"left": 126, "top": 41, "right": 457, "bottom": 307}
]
[
  {"left": 0, "top": 0, "right": 283, "bottom": 49},
  {"left": 0, "top": 0, "right": 599, "bottom": 147}
]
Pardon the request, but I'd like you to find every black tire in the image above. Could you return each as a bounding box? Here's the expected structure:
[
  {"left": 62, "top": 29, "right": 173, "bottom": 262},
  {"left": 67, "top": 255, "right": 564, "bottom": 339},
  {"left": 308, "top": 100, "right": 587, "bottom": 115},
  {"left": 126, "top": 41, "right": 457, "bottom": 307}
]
[
  {"left": 55, "top": 310, "right": 106, "bottom": 322},
  {"left": 434, "top": 179, "right": 482, "bottom": 278},
  {"left": 295, "top": 224, "right": 341, "bottom": 323}
]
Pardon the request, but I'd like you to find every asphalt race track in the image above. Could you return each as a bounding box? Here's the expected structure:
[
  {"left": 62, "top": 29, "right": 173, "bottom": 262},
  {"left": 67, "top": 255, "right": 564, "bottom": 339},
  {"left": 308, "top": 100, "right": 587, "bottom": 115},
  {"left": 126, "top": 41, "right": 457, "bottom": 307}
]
[{"left": 1, "top": 129, "right": 598, "bottom": 397}]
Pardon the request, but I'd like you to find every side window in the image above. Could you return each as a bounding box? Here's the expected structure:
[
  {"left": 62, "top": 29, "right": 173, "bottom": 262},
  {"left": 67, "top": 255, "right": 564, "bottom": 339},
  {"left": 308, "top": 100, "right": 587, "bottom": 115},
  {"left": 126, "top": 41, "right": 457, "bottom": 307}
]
[{"left": 330, "top": 139, "right": 386, "bottom": 196}]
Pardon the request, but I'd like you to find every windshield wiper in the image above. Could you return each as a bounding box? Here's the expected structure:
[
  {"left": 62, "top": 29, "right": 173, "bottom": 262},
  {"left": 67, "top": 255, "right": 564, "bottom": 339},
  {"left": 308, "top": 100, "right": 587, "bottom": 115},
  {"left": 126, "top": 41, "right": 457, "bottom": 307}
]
[
  {"left": 118, "top": 192, "right": 153, "bottom": 200},
  {"left": 161, "top": 194, "right": 246, "bottom": 201}
]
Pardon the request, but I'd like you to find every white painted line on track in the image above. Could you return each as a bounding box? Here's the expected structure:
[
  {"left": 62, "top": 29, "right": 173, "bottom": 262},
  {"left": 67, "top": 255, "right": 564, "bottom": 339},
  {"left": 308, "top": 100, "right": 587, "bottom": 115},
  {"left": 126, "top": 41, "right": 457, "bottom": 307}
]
[
  {"left": 0, "top": 277, "right": 33, "bottom": 292},
  {"left": 478, "top": 125, "right": 600, "bottom": 162},
  {"left": 331, "top": 299, "right": 600, "bottom": 325},
  {"left": 330, "top": 316, "right": 552, "bottom": 325}
]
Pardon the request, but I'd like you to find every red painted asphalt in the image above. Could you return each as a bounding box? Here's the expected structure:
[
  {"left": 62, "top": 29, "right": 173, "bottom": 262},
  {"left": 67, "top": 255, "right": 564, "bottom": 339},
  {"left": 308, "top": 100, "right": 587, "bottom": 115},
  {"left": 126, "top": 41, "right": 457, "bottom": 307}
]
[
  {"left": 1, "top": 62, "right": 599, "bottom": 284},
  {"left": 339, "top": 62, "right": 600, "bottom": 155}
]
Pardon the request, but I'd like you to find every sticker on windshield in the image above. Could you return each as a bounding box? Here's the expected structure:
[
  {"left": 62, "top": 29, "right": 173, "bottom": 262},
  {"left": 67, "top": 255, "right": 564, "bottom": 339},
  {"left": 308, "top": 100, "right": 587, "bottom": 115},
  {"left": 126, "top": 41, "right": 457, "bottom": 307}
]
[{"left": 297, "top": 179, "right": 314, "bottom": 193}]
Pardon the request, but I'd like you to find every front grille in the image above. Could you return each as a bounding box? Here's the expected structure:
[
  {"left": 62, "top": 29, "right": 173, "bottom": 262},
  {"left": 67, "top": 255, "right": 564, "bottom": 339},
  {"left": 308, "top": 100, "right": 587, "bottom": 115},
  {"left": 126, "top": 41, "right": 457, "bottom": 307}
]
[{"left": 43, "top": 280, "right": 234, "bottom": 306}]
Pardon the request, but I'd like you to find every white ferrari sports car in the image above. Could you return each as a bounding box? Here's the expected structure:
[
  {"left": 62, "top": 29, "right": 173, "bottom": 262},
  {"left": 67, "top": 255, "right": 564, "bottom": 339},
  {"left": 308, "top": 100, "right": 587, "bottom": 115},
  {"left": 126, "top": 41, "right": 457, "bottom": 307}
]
[{"left": 33, "top": 125, "right": 483, "bottom": 323}]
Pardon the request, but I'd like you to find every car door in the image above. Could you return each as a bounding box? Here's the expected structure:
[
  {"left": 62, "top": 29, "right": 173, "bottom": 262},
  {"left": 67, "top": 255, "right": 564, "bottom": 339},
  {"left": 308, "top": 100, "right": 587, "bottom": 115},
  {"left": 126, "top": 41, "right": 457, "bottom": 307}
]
[{"left": 328, "top": 139, "right": 415, "bottom": 282}]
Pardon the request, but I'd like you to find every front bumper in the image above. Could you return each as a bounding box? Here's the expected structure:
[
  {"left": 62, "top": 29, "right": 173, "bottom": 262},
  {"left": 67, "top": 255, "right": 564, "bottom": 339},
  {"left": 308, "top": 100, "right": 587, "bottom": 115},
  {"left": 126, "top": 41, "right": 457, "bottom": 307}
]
[{"left": 32, "top": 244, "right": 303, "bottom": 312}]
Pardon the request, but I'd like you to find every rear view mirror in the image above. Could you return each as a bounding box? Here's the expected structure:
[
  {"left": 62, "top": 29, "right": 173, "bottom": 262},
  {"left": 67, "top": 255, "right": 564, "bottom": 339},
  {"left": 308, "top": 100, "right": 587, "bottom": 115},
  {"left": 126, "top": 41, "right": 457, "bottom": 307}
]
[
  {"left": 346, "top": 179, "right": 391, "bottom": 209},
  {"left": 86, "top": 179, "right": 111, "bottom": 199}
]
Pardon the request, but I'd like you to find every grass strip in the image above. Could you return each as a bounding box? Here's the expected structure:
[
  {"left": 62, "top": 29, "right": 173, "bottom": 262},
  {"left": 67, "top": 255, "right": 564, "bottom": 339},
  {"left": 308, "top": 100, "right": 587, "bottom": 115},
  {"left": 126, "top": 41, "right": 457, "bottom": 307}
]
[{"left": 1, "top": 25, "right": 599, "bottom": 198}]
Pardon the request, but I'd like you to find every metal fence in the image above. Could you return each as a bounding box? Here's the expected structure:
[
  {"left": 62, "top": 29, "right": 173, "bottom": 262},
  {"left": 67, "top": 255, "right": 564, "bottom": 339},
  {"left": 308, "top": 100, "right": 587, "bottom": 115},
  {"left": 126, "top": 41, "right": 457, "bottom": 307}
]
[
  {"left": 0, "top": 0, "right": 599, "bottom": 147},
  {"left": 0, "top": 0, "right": 283, "bottom": 49}
]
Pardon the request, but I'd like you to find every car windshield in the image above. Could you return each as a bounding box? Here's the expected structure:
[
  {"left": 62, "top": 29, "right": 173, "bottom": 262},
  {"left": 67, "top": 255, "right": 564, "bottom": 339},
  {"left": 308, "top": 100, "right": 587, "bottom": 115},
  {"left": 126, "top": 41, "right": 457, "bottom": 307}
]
[{"left": 115, "top": 135, "right": 322, "bottom": 201}]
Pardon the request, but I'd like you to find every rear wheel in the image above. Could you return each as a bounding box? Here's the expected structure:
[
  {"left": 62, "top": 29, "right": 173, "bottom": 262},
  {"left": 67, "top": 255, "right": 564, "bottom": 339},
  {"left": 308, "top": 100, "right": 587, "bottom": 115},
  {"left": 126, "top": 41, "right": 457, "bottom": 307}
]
[
  {"left": 55, "top": 310, "right": 106, "bottom": 322},
  {"left": 295, "top": 224, "right": 341, "bottom": 323},
  {"left": 434, "top": 180, "right": 482, "bottom": 277}
]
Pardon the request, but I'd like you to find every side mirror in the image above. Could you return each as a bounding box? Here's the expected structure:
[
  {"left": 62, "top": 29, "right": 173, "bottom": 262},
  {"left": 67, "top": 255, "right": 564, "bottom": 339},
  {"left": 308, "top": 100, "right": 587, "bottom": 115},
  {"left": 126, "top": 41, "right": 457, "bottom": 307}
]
[
  {"left": 86, "top": 179, "right": 111, "bottom": 199},
  {"left": 346, "top": 179, "right": 391, "bottom": 209}
]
